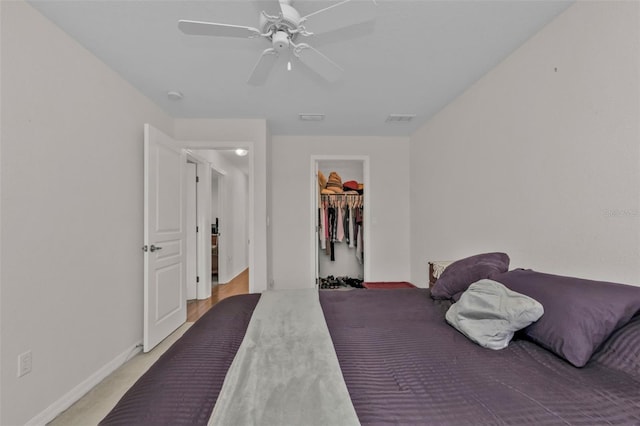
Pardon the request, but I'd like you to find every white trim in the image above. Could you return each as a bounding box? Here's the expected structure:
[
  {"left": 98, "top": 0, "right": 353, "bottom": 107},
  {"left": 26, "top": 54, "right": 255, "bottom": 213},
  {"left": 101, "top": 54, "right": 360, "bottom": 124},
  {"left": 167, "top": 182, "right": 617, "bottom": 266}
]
[
  {"left": 310, "top": 155, "right": 371, "bottom": 286},
  {"left": 25, "top": 341, "right": 143, "bottom": 426},
  {"left": 310, "top": 158, "right": 319, "bottom": 287},
  {"left": 313, "top": 161, "right": 319, "bottom": 287},
  {"left": 185, "top": 150, "right": 215, "bottom": 299},
  {"left": 184, "top": 149, "right": 209, "bottom": 165},
  {"left": 196, "top": 164, "right": 212, "bottom": 299},
  {"left": 185, "top": 162, "right": 198, "bottom": 300}
]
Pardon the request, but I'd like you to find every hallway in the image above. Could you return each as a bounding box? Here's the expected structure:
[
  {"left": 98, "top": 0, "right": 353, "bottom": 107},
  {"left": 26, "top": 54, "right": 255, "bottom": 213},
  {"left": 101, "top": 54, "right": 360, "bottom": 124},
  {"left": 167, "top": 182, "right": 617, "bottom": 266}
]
[{"left": 186, "top": 268, "right": 249, "bottom": 322}]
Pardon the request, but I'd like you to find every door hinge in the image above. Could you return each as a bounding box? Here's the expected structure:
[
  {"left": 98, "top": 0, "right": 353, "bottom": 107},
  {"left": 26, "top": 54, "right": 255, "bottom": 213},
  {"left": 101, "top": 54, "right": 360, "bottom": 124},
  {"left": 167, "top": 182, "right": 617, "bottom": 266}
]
[
  {"left": 196, "top": 226, "right": 199, "bottom": 233},
  {"left": 196, "top": 276, "right": 200, "bottom": 283},
  {"left": 196, "top": 176, "right": 200, "bottom": 183}
]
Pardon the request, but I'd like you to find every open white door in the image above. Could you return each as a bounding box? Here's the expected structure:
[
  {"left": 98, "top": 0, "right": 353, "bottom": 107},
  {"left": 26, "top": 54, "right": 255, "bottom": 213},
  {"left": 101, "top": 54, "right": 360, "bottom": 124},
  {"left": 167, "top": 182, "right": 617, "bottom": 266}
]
[{"left": 144, "top": 124, "right": 187, "bottom": 352}]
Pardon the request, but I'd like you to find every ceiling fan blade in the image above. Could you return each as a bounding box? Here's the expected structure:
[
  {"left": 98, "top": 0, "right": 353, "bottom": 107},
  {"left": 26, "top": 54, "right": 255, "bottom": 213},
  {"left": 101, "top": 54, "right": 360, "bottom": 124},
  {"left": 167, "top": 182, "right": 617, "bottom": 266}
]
[
  {"left": 300, "top": 0, "right": 376, "bottom": 35},
  {"left": 250, "top": 0, "right": 284, "bottom": 18},
  {"left": 248, "top": 48, "right": 279, "bottom": 85},
  {"left": 178, "top": 20, "right": 260, "bottom": 38},
  {"left": 294, "top": 44, "right": 343, "bottom": 83}
]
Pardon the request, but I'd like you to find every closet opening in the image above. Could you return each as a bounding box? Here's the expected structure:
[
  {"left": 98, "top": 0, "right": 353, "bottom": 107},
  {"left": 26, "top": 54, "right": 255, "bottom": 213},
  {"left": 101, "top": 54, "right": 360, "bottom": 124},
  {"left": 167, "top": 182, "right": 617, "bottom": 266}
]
[{"left": 312, "top": 156, "right": 370, "bottom": 289}]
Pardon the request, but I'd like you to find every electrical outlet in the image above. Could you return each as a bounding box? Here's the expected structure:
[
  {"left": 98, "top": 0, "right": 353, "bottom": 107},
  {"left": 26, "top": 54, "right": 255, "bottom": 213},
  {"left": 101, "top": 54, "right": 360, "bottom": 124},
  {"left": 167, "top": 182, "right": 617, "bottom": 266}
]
[{"left": 18, "top": 350, "right": 32, "bottom": 377}]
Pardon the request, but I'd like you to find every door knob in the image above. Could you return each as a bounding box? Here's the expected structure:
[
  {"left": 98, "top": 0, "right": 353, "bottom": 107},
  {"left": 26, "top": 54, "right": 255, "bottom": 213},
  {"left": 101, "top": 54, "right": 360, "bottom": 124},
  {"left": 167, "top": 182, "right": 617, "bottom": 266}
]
[{"left": 149, "top": 245, "right": 163, "bottom": 252}]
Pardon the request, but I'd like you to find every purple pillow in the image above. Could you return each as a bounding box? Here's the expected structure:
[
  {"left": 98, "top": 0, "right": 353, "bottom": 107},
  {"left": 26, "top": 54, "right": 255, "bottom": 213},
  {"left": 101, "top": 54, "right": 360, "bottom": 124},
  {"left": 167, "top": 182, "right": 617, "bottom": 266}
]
[
  {"left": 591, "top": 315, "right": 640, "bottom": 379},
  {"left": 430, "top": 252, "right": 510, "bottom": 300},
  {"left": 493, "top": 269, "right": 640, "bottom": 367}
]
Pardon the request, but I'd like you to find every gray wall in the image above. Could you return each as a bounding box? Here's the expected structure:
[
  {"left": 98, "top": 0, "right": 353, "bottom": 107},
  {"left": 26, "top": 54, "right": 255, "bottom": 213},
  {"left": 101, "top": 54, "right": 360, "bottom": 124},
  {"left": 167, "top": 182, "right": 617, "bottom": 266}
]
[
  {"left": 409, "top": 1, "right": 640, "bottom": 287},
  {"left": 1, "top": 1, "right": 173, "bottom": 424},
  {"left": 270, "top": 136, "right": 411, "bottom": 289}
]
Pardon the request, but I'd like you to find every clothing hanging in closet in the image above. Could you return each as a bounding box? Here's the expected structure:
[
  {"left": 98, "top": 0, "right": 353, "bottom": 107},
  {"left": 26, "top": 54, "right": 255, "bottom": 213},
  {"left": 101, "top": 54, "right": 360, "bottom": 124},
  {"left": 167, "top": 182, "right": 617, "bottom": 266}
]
[{"left": 318, "top": 194, "right": 364, "bottom": 263}]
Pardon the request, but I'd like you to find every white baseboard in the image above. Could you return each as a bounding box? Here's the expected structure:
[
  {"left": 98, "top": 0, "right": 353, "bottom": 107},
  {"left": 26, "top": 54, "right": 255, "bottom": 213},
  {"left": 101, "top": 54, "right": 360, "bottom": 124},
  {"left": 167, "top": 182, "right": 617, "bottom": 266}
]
[
  {"left": 25, "top": 341, "right": 143, "bottom": 426},
  {"left": 229, "top": 266, "right": 249, "bottom": 282}
]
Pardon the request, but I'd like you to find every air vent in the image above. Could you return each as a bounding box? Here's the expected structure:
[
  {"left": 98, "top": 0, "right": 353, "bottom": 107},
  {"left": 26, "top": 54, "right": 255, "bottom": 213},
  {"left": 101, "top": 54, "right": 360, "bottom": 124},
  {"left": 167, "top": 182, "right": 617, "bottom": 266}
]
[
  {"left": 299, "top": 113, "right": 325, "bottom": 122},
  {"left": 386, "top": 114, "right": 416, "bottom": 123}
]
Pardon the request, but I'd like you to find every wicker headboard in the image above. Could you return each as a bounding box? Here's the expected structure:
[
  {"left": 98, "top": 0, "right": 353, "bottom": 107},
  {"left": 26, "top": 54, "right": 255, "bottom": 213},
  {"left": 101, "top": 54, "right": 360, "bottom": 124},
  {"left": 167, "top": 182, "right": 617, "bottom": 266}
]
[{"left": 428, "top": 261, "right": 454, "bottom": 288}]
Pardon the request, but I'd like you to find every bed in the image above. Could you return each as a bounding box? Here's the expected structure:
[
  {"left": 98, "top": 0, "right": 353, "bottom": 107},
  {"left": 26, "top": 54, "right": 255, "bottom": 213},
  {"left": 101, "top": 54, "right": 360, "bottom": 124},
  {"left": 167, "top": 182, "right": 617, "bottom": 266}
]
[{"left": 101, "top": 254, "right": 640, "bottom": 425}]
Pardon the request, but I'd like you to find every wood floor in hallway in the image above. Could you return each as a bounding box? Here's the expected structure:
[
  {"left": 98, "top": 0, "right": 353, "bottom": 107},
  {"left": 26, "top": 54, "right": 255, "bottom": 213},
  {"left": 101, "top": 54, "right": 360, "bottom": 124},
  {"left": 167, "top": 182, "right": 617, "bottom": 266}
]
[{"left": 186, "top": 268, "right": 249, "bottom": 322}]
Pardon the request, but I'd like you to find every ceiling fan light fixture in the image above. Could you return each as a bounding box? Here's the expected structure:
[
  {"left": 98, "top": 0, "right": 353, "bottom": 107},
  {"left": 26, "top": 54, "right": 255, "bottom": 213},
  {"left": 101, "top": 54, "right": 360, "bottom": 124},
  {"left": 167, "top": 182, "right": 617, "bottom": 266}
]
[{"left": 235, "top": 148, "right": 249, "bottom": 157}]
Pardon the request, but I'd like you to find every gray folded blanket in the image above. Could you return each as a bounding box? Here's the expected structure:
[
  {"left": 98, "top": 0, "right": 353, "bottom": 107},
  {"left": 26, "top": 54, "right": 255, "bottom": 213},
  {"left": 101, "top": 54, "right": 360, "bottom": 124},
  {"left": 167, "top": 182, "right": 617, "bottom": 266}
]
[{"left": 209, "top": 289, "right": 360, "bottom": 426}]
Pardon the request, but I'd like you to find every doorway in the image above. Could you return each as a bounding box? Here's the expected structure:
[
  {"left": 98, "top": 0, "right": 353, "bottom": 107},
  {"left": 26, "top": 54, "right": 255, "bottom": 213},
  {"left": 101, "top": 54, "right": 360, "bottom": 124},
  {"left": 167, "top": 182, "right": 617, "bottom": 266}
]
[
  {"left": 182, "top": 147, "right": 251, "bottom": 301},
  {"left": 311, "top": 155, "right": 371, "bottom": 287}
]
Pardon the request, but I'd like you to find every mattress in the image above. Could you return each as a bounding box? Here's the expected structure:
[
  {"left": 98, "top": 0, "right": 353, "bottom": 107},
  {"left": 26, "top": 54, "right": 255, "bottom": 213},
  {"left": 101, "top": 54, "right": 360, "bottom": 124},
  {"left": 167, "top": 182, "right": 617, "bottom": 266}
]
[{"left": 101, "top": 289, "right": 640, "bottom": 425}]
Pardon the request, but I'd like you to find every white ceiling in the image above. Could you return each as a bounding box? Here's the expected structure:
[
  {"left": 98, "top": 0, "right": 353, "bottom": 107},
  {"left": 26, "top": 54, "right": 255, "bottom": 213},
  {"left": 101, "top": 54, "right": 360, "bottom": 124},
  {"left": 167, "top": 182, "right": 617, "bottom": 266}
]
[{"left": 28, "top": 0, "right": 573, "bottom": 137}]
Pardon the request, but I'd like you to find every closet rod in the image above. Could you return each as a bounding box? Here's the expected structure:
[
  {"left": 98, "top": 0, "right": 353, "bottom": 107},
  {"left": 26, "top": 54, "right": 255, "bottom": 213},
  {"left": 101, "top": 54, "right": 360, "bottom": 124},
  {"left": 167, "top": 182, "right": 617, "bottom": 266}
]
[
  {"left": 320, "top": 193, "right": 363, "bottom": 206},
  {"left": 320, "top": 194, "right": 363, "bottom": 198}
]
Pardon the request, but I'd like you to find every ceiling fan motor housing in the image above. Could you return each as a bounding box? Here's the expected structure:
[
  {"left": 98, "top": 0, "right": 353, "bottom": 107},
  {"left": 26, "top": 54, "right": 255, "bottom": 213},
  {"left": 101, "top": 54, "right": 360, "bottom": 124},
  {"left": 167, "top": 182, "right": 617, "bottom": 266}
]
[
  {"left": 272, "top": 31, "right": 290, "bottom": 51},
  {"left": 259, "top": 3, "right": 301, "bottom": 41}
]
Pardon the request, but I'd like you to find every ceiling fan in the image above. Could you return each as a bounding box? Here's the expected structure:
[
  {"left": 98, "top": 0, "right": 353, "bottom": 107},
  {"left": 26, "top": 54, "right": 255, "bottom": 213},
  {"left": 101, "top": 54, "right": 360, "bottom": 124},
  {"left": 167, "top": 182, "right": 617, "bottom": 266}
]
[{"left": 178, "top": 0, "right": 376, "bottom": 85}]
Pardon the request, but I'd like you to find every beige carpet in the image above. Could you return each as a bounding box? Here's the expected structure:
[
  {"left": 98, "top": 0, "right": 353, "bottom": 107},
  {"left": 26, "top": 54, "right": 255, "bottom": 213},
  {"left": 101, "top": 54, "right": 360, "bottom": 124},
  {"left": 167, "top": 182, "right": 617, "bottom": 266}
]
[{"left": 48, "top": 323, "right": 193, "bottom": 426}]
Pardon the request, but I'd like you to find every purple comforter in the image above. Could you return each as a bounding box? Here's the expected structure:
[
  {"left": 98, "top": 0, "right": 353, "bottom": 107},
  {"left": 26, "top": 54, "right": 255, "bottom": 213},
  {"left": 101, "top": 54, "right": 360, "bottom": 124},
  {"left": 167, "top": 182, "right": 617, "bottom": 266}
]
[{"left": 101, "top": 289, "right": 640, "bottom": 425}]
